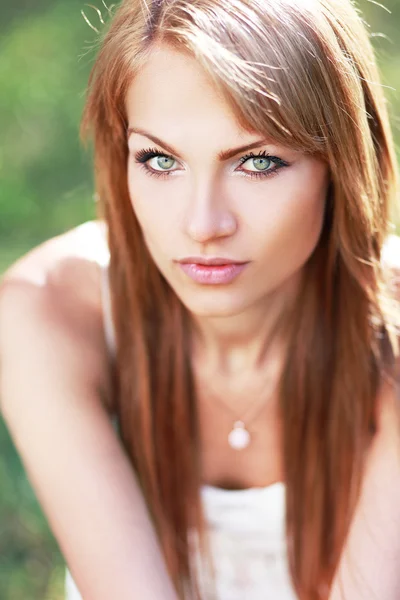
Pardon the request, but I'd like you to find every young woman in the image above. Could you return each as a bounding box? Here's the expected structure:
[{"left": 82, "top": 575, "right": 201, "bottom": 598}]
[{"left": 1, "top": 0, "right": 400, "bottom": 598}]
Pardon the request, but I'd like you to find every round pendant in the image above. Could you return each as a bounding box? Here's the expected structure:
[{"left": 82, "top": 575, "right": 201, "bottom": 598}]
[{"left": 228, "top": 421, "right": 251, "bottom": 450}]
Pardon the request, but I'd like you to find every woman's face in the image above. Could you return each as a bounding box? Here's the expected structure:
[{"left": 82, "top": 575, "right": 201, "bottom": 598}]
[{"left": 125, "top": 43, "right": 330, "bottom": 318}]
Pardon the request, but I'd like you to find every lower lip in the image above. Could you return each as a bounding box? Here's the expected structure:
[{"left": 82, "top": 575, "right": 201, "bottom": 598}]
[{"left": 178, "top": 262, "right": 249, "bottom": 284}]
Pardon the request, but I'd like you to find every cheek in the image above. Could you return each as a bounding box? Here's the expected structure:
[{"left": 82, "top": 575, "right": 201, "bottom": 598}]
[
  {"left": 250, "top": 167, "right": 328, "bottom": 269},
  {"left": 283, "top": 187, "right": 326, "bottom": 241},
  {"left": 127, "top": 171, "right": 179, "bottom": 257}
]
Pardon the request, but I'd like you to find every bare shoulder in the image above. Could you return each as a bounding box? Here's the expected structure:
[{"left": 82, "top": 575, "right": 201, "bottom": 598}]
[
  {"left": 366, "top": 365, "right": 400, "bottom": 490},
  {"left": 0, "top": 220, "right": 115, "bottom": 414},
  {"left": 382, "top": 234, "right": 400, "bottom": 300},
  {"left": 1, "top": 219, "right": 108, "bottom": 297}
]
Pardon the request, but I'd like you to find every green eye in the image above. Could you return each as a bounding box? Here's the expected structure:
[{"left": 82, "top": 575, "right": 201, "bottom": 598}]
[
  {"left": 237, "top": 151, "right": 290, "bottom": 179},
  {"left": 134, "top": 147, "right": 290, "bottom": 180},
  {"left": 249, "top": 157, "right": 272, "bottom": 171},
  {"left": 155, "top": 156, "right": 175, "bottom": 170}
]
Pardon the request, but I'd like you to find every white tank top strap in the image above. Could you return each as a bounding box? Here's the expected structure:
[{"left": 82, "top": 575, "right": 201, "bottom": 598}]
[{"left": 99, "top": 262, "right": 117, "bottom": 361}]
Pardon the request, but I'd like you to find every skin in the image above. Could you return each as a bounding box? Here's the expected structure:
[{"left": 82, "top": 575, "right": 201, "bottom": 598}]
[
  {"left": 1, "top": 41, "right": 400, "bottom": 600},
  {"left": 125, "top": 43, "right": 331, "bottom": 380}
]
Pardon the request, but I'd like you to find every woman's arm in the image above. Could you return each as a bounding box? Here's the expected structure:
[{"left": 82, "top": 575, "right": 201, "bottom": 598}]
[
  {"left": 329, "top": 235, "right": 400, "bottom": 598},
  {"left": 329, "top": 372, "right": 400, "bottom": 600},
  {"left": 0, "top": 276, "right": 179, "bottom": 600}
]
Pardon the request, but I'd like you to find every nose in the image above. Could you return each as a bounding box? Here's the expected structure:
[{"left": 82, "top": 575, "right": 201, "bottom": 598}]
[{"left": 183, "top": 181, "right": 237, "bottom": 243}]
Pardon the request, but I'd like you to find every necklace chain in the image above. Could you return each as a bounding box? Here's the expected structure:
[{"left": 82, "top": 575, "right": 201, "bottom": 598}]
[
  {"left": 194, "top": 331, "right": 282, "bottom": 449},
  {"left": 199, "top": 363, "right": 279, "bottom": 449},
  {"left": 211, "top": 378, "right": 276, "bottom": 429}
]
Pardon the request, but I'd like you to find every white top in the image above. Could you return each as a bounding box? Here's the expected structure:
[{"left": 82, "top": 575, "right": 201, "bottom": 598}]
[{"left": 64, "top": 221, "right": 297, "bottom": 600}]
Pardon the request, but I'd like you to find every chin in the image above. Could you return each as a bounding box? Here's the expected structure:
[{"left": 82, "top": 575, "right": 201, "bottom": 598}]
[{"left": 177, "top": 289, "right": 250, "bottom": 318}]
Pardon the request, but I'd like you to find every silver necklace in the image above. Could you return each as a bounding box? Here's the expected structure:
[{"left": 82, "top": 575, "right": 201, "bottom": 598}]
[
  {"left": 194, "top": 331, "right": 281, "bottom": 451},
  {"left": 212, "top": 382, "right": 276, "bottom": 450}
]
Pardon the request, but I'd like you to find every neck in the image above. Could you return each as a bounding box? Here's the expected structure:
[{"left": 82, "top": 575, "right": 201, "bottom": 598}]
[{"left": 189, "top": 271, "right": 301, "bottom": 377}]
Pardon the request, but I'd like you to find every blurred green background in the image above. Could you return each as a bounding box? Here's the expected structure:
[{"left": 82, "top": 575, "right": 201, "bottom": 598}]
[{"left": 0, "top": 0, "right": 399, "bottom": 598}]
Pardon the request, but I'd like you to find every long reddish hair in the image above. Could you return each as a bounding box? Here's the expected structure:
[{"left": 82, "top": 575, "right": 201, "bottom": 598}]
[{"left": 80, "top": 0, "right": 400, "bottom": 598}]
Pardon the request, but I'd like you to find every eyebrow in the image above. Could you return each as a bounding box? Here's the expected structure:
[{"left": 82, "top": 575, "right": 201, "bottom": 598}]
[{"left": 127, "top": 126, "right": 270, "bottom": 161}]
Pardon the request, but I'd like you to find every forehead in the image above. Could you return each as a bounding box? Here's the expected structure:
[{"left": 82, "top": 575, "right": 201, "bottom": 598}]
[{"left": 125, "top": 43, "right": 250, "bottom": 137}]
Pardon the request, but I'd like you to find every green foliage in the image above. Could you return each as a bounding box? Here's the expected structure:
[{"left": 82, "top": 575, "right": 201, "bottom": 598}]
[
  {"left": 0, "top": 1, "right": 399, "bottom": 598},
  {"left": 0, "top": 1, "right": 96, "bottom": 250},
  {"left": 0, "top": 420, "right": 65, "bottom": 599},
  {"left": 0, "top": 3, "right": 101, "bottom": 598}
]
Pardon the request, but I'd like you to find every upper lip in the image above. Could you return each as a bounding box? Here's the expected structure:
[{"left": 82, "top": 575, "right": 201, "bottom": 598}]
[{"left": 177, "top": 257, "right": 248, "bottom": 265}]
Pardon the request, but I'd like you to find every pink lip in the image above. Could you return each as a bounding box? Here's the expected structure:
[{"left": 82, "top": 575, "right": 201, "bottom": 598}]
[
  {"left": 178, "top": 262, "right": 249, "bottom": 284},
  {"left": 178, "top": 256, "right": 245, "bottom": 266}
]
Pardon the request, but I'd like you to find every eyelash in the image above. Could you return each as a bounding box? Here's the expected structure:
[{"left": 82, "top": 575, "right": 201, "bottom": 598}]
[{"left": 133, "top": 147, "right": 289, "bottom": 180}]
